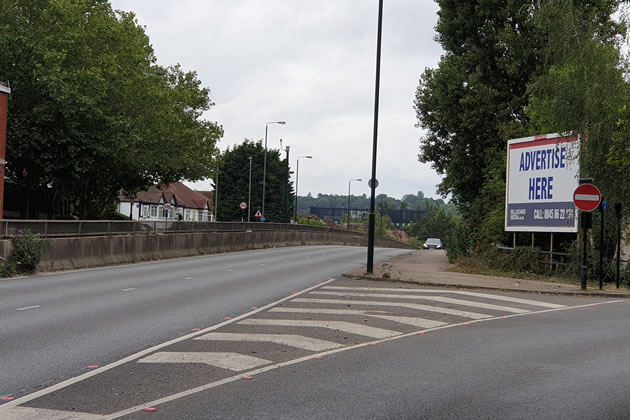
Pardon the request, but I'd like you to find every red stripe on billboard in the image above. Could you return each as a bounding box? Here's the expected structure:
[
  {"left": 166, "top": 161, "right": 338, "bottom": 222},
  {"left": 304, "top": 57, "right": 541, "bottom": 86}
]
[{"left": 509, "top": 134, "right": 578, "bottom": 150}]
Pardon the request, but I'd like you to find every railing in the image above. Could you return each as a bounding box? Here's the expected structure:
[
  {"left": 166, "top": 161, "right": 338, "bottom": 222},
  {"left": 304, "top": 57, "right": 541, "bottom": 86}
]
[{"left": 0, "top": 219, "right": 374, "bottom": 239}]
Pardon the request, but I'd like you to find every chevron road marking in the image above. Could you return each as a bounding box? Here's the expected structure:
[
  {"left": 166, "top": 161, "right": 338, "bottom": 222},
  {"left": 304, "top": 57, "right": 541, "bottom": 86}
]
[
  {"left": 309, "top": 291, "right": 531, "bottom": 314},
  {"left": 269, "top": 307, "right": 447, "bottom": 328},
  {"left": 137, "top": 352, "right": 271, "bottom": 371},
  {"left": 291, "top": 298, "right": 492, "bottom": 319},
  {"left": 322, "top": 286, "right": 566, "bottom": 309},
  {"left": 238, "top": 319, "right": 401, "bottom": 338},
  {"left": 194, "top": 332, "right": 343, "bottom": 352}
]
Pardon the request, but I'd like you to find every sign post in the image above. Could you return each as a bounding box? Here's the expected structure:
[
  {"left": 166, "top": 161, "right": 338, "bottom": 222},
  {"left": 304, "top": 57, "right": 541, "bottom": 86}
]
[{"left": 574, "top": 183, "right": 601, "bottom": 290}]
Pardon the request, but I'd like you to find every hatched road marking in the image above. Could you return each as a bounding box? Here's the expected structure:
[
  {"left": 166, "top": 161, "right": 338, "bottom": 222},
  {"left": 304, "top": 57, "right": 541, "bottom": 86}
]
[
  {"left": 269, "top": 307, "right": 447, "bottom": 328},
  {"left": 138, "top": 352, "right": 271, "bottom": 371},
  {"left": 292, "top": 298, "right": 493, "bottom": 319},
  {"left": 238, "top": 318, "right": 401, "bottom": 338},
  {"left": 2, "top": 406, "right": 104, "bottom": 419},
  {"left": 195, "top": 332, "right": 343, "bottom": 352},
  {"left": 310, "top": 291, "right": 531, "bottom": 314},
  {"left": 322, "top": 286, "right": 567, "bottom": 309},
  {"left": 16, "top": 305, "right": 41, "bottom": 311}
]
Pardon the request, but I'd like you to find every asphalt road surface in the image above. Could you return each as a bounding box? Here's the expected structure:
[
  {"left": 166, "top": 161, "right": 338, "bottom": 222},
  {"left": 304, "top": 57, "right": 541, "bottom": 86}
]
[
  {"left": 2, "top": 246, "right": 630, "bottom": 419},
  {"left": 0, "top": 245, "right": 407, "bottom": 399}
]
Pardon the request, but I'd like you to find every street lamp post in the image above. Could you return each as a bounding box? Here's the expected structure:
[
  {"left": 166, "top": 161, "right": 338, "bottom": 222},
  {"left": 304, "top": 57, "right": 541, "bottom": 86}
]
[
  {"left": 280, "top": 139, "right": 290, "bottom": 223},
  {"left": 294, "top": 156, "right": 312, "bottom": 222},
  {"left": 262, "top": 121, "right": 286, "bottom": 221},
  {"left": 347, "top": 178, "right": 362, "bottom": 230},
  {"left": 248, "top": 156, "right": 252, "bottom": 223}
]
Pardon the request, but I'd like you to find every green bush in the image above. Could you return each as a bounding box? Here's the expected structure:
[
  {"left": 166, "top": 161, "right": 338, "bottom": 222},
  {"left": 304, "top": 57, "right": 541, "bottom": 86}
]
[
  {"left": 491, "top": 246, "right": 543, "bottom": 274},
  {"left": 10, "top": 230, "right": 43, "bottom": 274},
  {"left": 298, "top": 217, "right": 327, "bottom": 227}
]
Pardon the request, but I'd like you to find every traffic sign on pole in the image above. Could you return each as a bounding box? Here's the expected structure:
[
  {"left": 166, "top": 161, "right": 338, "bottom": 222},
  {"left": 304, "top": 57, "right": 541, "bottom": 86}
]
[
  {"left": 573, "top": 184, "right": 601, "bottom": 212},
  {"left": 240, "top": 202, "right": 248, "bottom": 210},
  {"left": 254, "top": 210, "right": 262, "bottom": 218}
]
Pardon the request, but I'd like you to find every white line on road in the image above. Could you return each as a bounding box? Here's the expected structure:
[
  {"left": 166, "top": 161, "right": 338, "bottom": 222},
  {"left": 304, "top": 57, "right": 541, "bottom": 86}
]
[
  {"left": 238, "top": 318, "right": 400, "bottom": 339},
  {"left": 0, "top": 278, "right": 337, "bottom": 413},
  {"left": 310, "top": 291, "right": 531, "bottom": 314},
  {"left": 103, "top": 299, "right": 626, "bottom": 419},
  {"left": 1, "top": 406, "right": 104, "bottom": 419},
  {"left": 322, "top": 286, "right": 566, "bottom": 309},
  {"left": 137, "top": 352, "right": 271, "bottom": 371},
  {"left": 292, "top": 298, "right": 492, "bottom": 319},
  {"left": 269, "top": 307, "right": 447, "bottom": 328},
  {"left": 183, "top": 277, "right": 195, "bottom": 280},
  {"left": 121, "top": 288, "right": 136, "bottom": 292},
  {"left": 16, "top": 305, "right": 41, "bottom": 311},
  {"left": 195, "top": 332, "right": 343, "bottom": 352}
]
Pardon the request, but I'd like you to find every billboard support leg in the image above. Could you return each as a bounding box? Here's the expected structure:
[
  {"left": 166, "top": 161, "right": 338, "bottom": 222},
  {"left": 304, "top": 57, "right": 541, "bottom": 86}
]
[
  {"left": 513, "top": 232, "right": 516, "bottom": 249},
  {"left": 549, "top": 232, "right": 554, "bottom": 271},
  {"left": 531, "top": 232, "right": 535, "bottom": 249}
]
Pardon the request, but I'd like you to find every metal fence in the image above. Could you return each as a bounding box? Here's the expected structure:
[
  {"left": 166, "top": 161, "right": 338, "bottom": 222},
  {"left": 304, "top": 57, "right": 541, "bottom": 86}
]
[
  {"left": 309, "top": 207, "right": 426, "bottom": 225},
  {"left": 0, "top": 219, "right": 369, "bottom": 239}
]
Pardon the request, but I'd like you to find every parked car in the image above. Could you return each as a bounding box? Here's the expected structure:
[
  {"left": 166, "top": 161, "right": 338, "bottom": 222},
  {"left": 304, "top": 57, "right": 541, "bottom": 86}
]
[{"left": 423, "top": 238, "right": 443, "bottom": 249}]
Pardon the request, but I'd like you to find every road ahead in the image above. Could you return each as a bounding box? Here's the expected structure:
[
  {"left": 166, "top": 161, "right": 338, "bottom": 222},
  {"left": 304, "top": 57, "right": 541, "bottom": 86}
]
[
  {"left": 0, "top": 245, "right": 407, "bottom": 398},
  {"left": 2, "top": 247, "right": 630, "bottom": 419}
]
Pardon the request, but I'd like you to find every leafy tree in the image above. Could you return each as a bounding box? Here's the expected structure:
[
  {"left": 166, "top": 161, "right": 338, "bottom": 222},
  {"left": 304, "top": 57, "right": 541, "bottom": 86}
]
[
  {"left": 415, "top": 1, "right": 541, "bottom": 223},
  {"left": 405, "top": 206, "right": 457, "bottom": 242},
  {"left": 0, "top": 0, "right": 222, "bottom": 218},
  {"left": 217, "top": 140, "right": 293, "bottom": 223}
]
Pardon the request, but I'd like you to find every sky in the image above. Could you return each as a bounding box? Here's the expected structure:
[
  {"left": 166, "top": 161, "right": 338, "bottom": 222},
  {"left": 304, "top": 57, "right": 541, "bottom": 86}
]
[{"left": 109, "top": 0, "right": 444, "bottom": 200}]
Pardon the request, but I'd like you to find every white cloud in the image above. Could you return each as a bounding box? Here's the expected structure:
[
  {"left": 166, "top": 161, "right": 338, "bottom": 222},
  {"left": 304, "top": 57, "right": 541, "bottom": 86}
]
[{"left": 110, "top": 0, "right": 444, "bottom": 199}]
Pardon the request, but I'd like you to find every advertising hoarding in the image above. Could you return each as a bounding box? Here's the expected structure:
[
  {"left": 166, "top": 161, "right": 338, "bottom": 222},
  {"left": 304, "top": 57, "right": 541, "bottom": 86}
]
[{"left": 505, "top": 132, "right": 580, "bottom": 232}]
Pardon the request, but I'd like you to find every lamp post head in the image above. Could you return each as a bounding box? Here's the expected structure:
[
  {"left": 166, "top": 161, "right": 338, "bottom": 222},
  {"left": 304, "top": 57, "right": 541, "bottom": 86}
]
[{"left": 268, "top": 121, "right": 286, "bottom": 126}]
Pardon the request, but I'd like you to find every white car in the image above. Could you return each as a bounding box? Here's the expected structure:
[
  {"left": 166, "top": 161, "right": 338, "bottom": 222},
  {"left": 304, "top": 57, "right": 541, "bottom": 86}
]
[{"left": 423, "top": 238, "right": 443, "bottom": 249}]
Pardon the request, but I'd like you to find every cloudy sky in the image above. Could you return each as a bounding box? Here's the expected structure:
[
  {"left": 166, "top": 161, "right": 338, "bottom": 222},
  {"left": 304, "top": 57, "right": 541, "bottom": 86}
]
[{"left": 109, "top": 0, "right": 444, "bottom": 200}]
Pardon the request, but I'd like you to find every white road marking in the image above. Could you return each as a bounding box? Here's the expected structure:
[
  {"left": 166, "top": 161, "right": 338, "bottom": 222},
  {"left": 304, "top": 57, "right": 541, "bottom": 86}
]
[
  {"left": 16, "top": 305, "right": 41, "bottom": 311},
  {"left": 227, "top": 269, "right": 235, "bottom": 272},
  {"left": 137, "top": 352, "right": 271, "bottom": 371},
  {"left": 0, "top": 279, "right": 337, "bottom": 412},
  {"left": 322, "top": 286, "right": 566, "bottom": 309},
  {"left": 195, "top": 332, "right": 343, "bottom": 351},
  {"left": 269, "top": 307, "right": 447, "bottom": 328},
  {"left": 2, "top": 406, "right": 104, "bottom": 419},
  {"left": 310, "top": 291, "right": 530, "bottom": 314},
  {"left": 121, "top": 288, "right": 136, "bottom": 292},
  {"left": 238, "top": 318, "right": 400, "bottom": 338},
  {"left": 104, "top": 299, "right": 626, "bottom": 419},
  {"left": 183, "top": 277, "right": 195, "bottom": 280},
  {"left": 292, "top": 298, "right": 492, "bottom": 319}
]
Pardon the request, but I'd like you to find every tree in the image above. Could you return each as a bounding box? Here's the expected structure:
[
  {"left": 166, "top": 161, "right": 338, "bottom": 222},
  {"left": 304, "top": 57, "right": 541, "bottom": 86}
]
[
  {"left": 415, "top": 1, "right": 541, "bottom": 223},
  {"left": 0, "top": 0, "right": 222, "bottom": 218},
  {"left": 405, "top": 206, "right": 457, "bottom": 242},
  {"left": 217, "top": 140, "right": 293, "bottom": 223}
]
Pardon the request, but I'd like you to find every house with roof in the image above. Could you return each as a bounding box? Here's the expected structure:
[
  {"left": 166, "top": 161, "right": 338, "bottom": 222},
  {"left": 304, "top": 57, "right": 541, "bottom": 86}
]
[{"left": 118, "top": 182, "right": 214, "bottom": 222}]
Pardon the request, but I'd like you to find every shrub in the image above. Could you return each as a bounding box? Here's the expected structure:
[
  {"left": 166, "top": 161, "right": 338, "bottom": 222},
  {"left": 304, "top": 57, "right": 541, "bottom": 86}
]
[
  {"left": 10, "top": 230, "right": 43, "bottom": 273},
  {"left": 491, "top": 246, "right": 543, "bottom": 274}
]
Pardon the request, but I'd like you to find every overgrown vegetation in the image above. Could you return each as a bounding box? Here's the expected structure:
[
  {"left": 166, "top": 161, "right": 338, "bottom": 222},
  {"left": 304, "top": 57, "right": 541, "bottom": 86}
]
[
  {"left": 1, "top": 230, "right": 43, "bottom": 276},
  {"left": 414, "top": 0, "right": 630, "bottom": 282}
]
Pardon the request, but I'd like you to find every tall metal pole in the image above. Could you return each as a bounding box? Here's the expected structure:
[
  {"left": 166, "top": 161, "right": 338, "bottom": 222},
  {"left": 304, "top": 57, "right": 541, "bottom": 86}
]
[
  {"left": 262, "top": 121, "right": 285, "bottom": 220},
  {"left": 615, "top": 203, "right": 622, "bottom": 288},
  {"left": 294, "top": 158, "right": 299, "bottom": 222},
  {"left": 262, "top": 124, "right": 268, "bottom": 219},
  {"left": 367, "top": 0, "right": 384, "bottom": 274},
  {"left": 348, "top": 180, "right": 351, "bottom": 230},
  {"left": 599, "top": 197, "right": 604, "bottom": 290},
  {"left": 347, "top": 178, "right": 362, "bottom": 230},
  {"left": 294, "top": 156, "right": 312, "bottom": 222},
  {"left": 248, "top": 156, "right": 252, "bottom": 223},
  {"left": 214, "top": 165, "right": 219, "bottom": 222}
]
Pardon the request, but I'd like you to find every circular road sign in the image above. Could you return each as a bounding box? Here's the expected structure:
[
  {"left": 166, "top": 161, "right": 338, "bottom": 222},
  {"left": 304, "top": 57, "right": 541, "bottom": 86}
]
[
  {"left": 368, "top": 178, "right": 379, "bottom": 189},
  {"left": 573, "top": 183, "right": 601, "bottom": 212},
  {"left": 239, "top": 202, "right": 248, "bottom": 210}
]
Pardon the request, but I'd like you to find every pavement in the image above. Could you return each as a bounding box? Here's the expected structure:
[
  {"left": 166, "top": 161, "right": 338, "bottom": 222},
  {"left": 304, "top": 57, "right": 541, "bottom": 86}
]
[{"left": 344, "top": 249, "right": 630, "bottom": 298}]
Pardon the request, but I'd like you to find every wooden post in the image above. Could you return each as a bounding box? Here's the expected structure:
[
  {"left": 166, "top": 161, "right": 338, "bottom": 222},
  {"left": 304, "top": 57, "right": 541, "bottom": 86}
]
[
  {"left": 513, "top": 232, "right": 516, "bottom": 248},
  {"left": 531, "top": 232, "right": 535, "bottom": 248}
]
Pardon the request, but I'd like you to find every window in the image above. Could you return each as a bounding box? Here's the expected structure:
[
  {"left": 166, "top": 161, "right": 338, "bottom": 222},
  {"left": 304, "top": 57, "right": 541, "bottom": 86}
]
[
  {"left": 185, "top": 210, "right": 191, "bottom": 221},
  {"left": 198, "top": 212, "right": 203, "bottom": 221},
  {"left": 143, "top": 205, "right": 149, "bottom": 218}
]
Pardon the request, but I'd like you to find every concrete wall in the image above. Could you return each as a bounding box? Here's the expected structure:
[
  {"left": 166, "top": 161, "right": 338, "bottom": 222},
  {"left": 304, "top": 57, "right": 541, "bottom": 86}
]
[{"left": 0, "top": 230, "right": 412, "bottom": 272}]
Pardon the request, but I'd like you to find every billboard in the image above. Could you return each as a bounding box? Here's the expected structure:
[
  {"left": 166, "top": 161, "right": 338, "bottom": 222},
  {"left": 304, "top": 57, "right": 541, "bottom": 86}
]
[{"left": 505, "top": 132, "right": 580, "bottom": 232}]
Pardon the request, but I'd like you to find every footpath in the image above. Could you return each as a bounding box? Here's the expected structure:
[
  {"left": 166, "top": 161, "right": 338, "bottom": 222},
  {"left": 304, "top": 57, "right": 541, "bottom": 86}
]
[{"left": 344, "top": 249, "right": 630, "bottom": 298}]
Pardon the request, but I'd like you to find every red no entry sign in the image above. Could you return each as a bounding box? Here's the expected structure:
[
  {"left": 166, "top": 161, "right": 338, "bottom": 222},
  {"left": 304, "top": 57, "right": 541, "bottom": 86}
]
[{"left": 573, "top": 183, "right": 601, "bottom": 212}]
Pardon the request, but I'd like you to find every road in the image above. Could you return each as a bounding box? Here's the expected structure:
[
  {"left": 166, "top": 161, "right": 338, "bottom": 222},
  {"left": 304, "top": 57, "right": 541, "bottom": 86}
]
[
  {"left": 2, "top": 246, "right": 630, "bottom": 419},
  {"left": 0, "top": 245, "right": 407, "bottom": 399}
]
